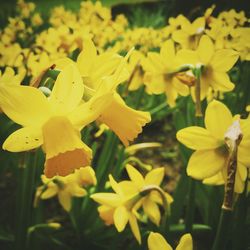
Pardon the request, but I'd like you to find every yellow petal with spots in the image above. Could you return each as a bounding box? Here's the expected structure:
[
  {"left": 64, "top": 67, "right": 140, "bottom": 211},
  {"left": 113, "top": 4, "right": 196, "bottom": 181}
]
[
  {"left": 148, "top": 232, "right": 172, "bottom": 250},
  {"left": 50, "top": 64, "right": 84, "bottom": 114},
  {"left": 205, "top": 100, "right": 233, "bottom": 140},
  {"left": 42, "top": 116, "right": 92, "bottom": 178},
  {"left": 177, "top": 126, "right": 221, "bottom": 150},
  {"left": 187, "top": 149, "right": 226, "bottom": 179},
  {"left": 3, "top": 126, "right": 43, "bottom": 152}
]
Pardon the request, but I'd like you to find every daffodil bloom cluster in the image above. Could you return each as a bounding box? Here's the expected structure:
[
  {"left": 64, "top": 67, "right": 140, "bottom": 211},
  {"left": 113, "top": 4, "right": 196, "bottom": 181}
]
[
  {"left": 91, "top": 164, "right": 173, "bottom": 244},
  {"left": 148, "top": 232, "right": 192, "bottom": 250},
  {"left": 36, "top": 166, "right": 96, "bottom": 211},
  {"left": 177, "top": 100, "right": 250, "bottom": 193},
  {"left": 0, "top": 41, "right": 151, "bottom": 177}
]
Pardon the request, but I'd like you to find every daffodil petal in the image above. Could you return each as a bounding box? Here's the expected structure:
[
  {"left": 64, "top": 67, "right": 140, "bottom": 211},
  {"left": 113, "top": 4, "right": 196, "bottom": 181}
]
[
  {"left": 50, "top": 64, "right": 84, "bottom": 114},
  {"left": 203, "top": 172, "right": 224, "bottom": 186},
  {"left": 177, "top": 126, "right": 221, "bottom": 150},
  {"left": 58, "top": 192, "right": 72, "bottom": 211},
  {"left": 205, "top": 100, "right": 233, "bottom": 140},
  {"left": 197, "top": 35, "right": 214, "bottom": 64},
  {"left": 187, "top": 149, "right": 226, "bottom": 179},
  {"left": 91, "top": 193, "right": 122, "bottom": 207},
  {"left": 114, "top": 206, "right": 129, "bottom": 232},
  {"left": 129, "top": 213, "right": 141, "bottom": 244},
  {"left": 125, "top": 164, "right": 145, "bottom": 189},
  {"left": 176, "top": 234, "right": 193, "bottom": 250},
  {"left": 148, "top": 232, "right": 172, "bottom": 250},
  {"left": 160, "top": 40, "right": 175, "bottom": 62},
  {"left": 145, "top": 167, "right": 164, "bottom": 186},
  {"left": 41, "top": 185, "right": 58, "bottom": 199},
  {"left": 211, "top": 72, "right": 234, "bottom": 91},
  {"left": 0, "top": 85, "right": 50, "bottom": 126},
  {"left": 211, "top": 49, "right": 239, "bottom": 72},
  {"left": 143, "top": 198, "right": 161, "bottom": 226},
  {"left": 3, "top": 126, "right": 42, "bottom": 152}
]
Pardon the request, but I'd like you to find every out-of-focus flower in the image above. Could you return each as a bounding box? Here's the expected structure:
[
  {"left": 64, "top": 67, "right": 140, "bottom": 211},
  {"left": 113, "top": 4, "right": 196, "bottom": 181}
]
[
  {"left": 143, "top": 39, "right": 189, "bottom": 107},
  {"left": 37, "top": 166, "right": 96, "bottom": 211},
  {"left": 177, "top": 35, "right": 239, "bottom": 101}
]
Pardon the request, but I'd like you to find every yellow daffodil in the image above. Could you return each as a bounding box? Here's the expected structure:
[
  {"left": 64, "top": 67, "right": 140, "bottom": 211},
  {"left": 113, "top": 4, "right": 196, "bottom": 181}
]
[
  {"left": 37, "top": 166, "right": 96, "bottom": 211},
  {"left": 172, "top": 16, "right": 205, "bottom": 49},
  {"left": 143, "top": 39, "right": 189, "bottom": 107},
  {"left": 176, "top": 100, "right": 249, "bottom": 193},
  {"left": 125, "top": 164, "right": 173, "bottom": 226},
  {"left": 91, "top": 174, "right": 142, "bottom": 243},
  {"left": 0, "top": 64, "right": 112, "bottom": 177},
  {"left": 148, "top": 232, "right": 192, "bottom": 250},
  {"left": 55, "top": 41, "right": 151, "bottom": 146},
  {"left": 177, "top": 35, "right": 239, "bottom": 101}
]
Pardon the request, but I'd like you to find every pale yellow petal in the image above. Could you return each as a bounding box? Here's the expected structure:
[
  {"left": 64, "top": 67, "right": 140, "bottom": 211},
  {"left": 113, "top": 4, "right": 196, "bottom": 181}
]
[
  {"left": 187, "top": 149, "right": 226, "bottom": 179},
  {"left": 145, "top": 167, "right": 164, "bottom": 186},
  {"left": 143, "top": 198, "right": 161, "bottom": 226},
  {"left": 211, "top": 49, "right": 239, "bottom": 72},
  {"left": 203, "top": 172, "right": 225, "bottom": 186},
  {"left": 0, "top": 85, "right": 51, "bottom": 126},
  {"left": 160, "top": 40, "right": 175, "bottom": 62},
  {"left": 210, "top": 72, "right": 234, "bottom": 91},
  {"left": 58, "top": 192, "right": 72, "bottom": 211},
  {"left": 91, "top": 193, "right": 122, "bottom": 207},
  {"left": 125, "top": 164, "right": 145, "bottom": 189},
  {"left": 205, "top": 100, "right": 233, "bottom": 140},
  {"left": 197, "top": 35, "right": 214, "bottom": 64},
  {"left": 114, "top": 206, "right": 129, "bottom": 232},
  {"left": 50, "top": 64, "right": 84, "bottom": 114},
  {"left": 176, "top": 234, "right": 193, "bottom": 250},
  {"left": 148, "top": 232, "right": 172, "bottom": 250},
  {"left": 129, "top": 214, "right": 141, "bottom": 244},
  {"left": 176, "top": 126, "right": 221, "bottom": 150},
  {"left": 41, "top": 186, "right": 58, "bottom": 199}
]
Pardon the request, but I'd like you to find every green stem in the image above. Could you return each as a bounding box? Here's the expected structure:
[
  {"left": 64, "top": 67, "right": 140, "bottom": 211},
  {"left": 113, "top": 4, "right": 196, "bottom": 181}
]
[
  {"left": 185, "top": 178, "right": 196, "bottom": 233},
  {"left": 15, "top": 151, "right": 37, "bottom": 250},
  {"left": 212, "top": 209, "right": 232, "bottom": 250}
]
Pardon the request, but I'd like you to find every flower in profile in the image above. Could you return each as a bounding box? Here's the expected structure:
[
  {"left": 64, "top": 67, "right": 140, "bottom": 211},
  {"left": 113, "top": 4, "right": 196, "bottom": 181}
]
[
  {"left": 125, "top": 164, "right": 173, "bottom": 226},
  {"left": 55, "top": 40, "right": 151, "bottom": 146},
  {"left": 91, "top": 174, "right": 142, "bottom": 243},
  {"left": 0, "top": 64, "right": 112, "bottom": 177},
  {"left": 148, "top": 232, "right": 193, "bottom": 250},
  {"left": 176, "top": 100, "right": 249, "bottom": 193},
  {"left": 91, "top": 165, "right": 173, "bottom": 243},
  {"left": 143, "top": 39, "right": 189, "bottom": 107},
  {"left": 36, "top": 166, "right": 96, "bottom": 211},
  {"left": 176, "top": 35, "right": 239, "bottom": 101}
]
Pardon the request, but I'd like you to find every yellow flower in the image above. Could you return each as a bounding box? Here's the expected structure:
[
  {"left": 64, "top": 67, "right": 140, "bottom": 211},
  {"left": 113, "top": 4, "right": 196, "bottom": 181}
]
[
  {"left": 125, "top": 164, "right": 173, "bottom": 226},
  {"left": 148, "top": 232, "right": 192, "bottom": 250},
  {"left": 143, "top": 39, "right": 189, "bottom": 107},
  {"left": 38, "top": 166, "right": 96, "bottom": 211},
  {"left": 55, "top": 41, "right": 151, "bottom": 146},
  {"left": 177, "top": 35, "right": 239, "bottom": 101},
  {"left": 172, "top": 16, "right": 205, "bottom": 49},
  {"left": 0, "top": 67, "right": 23, "bottom": 86},
  {"left": 91, "top": 175, "right": 142, "bottom": 243},
  {"left": 176, "top": 100, "right": 249, "bottom": 193},
  {"left": 0, "top": 64, "right": 111, "bottom": 177}
]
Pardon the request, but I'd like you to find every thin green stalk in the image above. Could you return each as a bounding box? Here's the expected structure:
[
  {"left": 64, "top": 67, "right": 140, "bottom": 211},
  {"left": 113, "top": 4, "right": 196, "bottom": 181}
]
[{"left": 15, "top": 151, "right": 38, "bottom": 250}]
